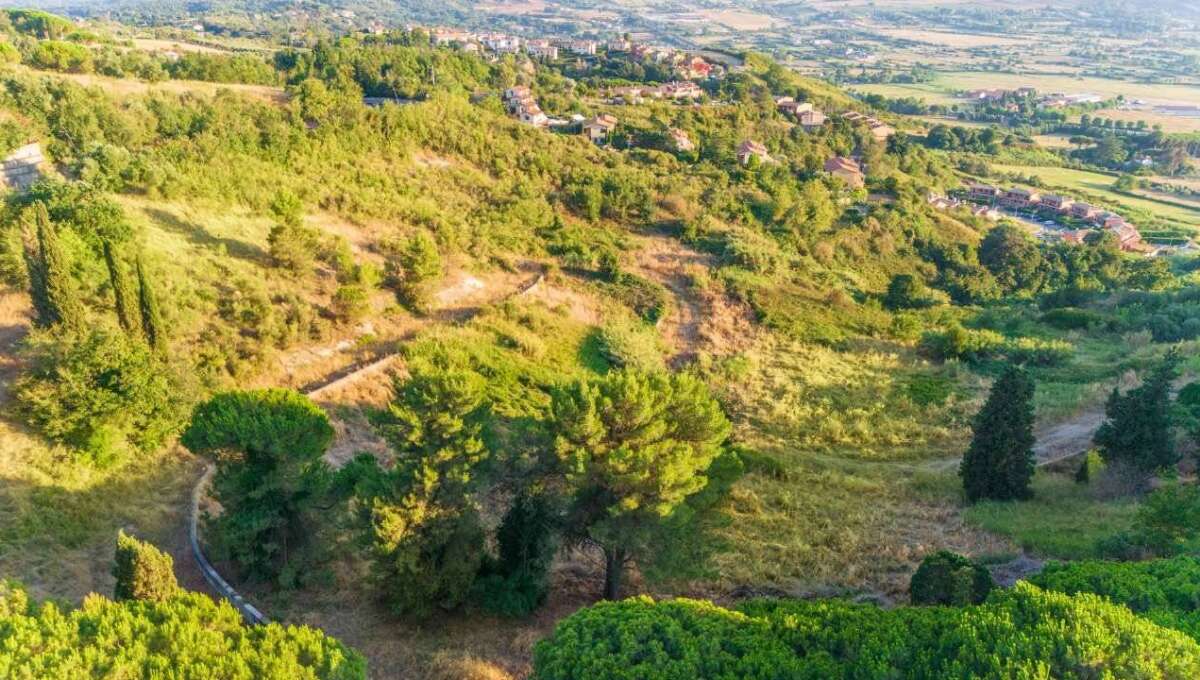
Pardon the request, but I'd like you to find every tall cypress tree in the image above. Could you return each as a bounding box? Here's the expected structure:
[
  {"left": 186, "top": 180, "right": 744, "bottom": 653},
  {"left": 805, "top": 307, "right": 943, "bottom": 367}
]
[
  {"left": 960, "top": 365, "right": 1036, "bottom": 502},
  {"left": 103, "top": 240, "right": 139, "bottom": 335},
  {"left": 1094, "top": 352, "right": 1179, "bottom": 471},
  {"left": 23, "top": 203, "right": 82, "bottom": 329},
  {"left": 136, "top": 256, "right": 165, "bottom": 352}
]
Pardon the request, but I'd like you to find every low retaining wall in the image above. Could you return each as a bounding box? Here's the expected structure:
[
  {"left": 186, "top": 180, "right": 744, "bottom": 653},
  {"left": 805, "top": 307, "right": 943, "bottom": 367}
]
[{"left": 189, "top": 463, "right": 267, "bottom": 625}]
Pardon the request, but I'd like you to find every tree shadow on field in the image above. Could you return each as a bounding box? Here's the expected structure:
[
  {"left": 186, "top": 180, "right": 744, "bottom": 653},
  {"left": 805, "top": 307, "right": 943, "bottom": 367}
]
[
  {"left": 144, "top": 207, "right": 269, "bottom": 264},
  {"left": 0, "top": 448, "right": 210, "bottom": 604}
]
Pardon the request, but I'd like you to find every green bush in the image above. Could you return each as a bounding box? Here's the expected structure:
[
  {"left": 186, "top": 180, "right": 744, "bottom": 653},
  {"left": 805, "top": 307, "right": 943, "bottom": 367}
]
[
  {"left": 909, "top": 550, "right": 994, "bottom": 606},
  {"left": 1030, "top": 556, "right": 1200, "bottom": 641},
  {"left": 595, "top": 318, "right": 665, "bottom": 371},
  {"left": 14, "top": 327, "right": 186, "bottom": 462},
  {"left": 112, "top": 531, "right": 178, "bottom": 602},
  {"left": 533, "top": 583, "right": 1200, "bottom": 679},
  {"left": 0, "top": 581, "right": 366, "bottom": 679},
  {"left": 921, "top": 325, "right": 1073, "bottom": 366}
]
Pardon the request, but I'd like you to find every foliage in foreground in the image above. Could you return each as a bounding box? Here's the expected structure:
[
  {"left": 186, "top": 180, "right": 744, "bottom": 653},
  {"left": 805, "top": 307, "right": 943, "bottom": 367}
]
[
  {"left": 1029, "top": 555, "right": 1200, "bottom": 642},
  {"left": 0, "top": 581, "right": 366, "bottom": 679},
  {"left": 532, "top": 583, "right": 1200, "bottom": 679}
]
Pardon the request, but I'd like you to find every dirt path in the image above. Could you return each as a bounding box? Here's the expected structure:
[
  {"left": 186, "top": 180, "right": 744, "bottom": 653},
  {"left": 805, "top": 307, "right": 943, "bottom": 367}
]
[
  {"left": 1032, "top": 410, "right": 1106, "bottom": 466},
  {"left": 628, "top": 233, "right": 758, "bottom": 365}
]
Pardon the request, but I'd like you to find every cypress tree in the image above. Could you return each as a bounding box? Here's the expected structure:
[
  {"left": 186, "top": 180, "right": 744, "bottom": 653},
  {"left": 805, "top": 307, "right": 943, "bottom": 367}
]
[
  {"left": 960, "top": 365, "right": 1036, "bottom": 502},
  {"left": 136, "top": 256, "right": 165, "bottom": 352},
  {"left": 103, "top": 240, "right": 139, "bottom": 335},
  {"left": 112, "top": 531, "right": 178, "bottom": 602},
  {"left": 23, "top": 203, "right": 82, "bottom": 329},
  {"left": 1094, "top": 352, "right": 1179, "bottom": 472}
]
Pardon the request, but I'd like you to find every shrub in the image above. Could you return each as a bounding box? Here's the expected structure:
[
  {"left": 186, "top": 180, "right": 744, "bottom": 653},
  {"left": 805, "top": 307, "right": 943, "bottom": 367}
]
[
  {"left": 383, "top": 231, "right": 442, "bottom": 313},
  {"left": 112, "top": 531, "right": 178, "bottom": 602},
  {"left": 909, "top": 550, "right": 995, "bottom": 606},
  {"left": 14, "top": 327, "right": 186, "bottom": 462},
  {"left": 532, "top": 583, "right": 1200, "bottom": 679},
  {"left": 595, "top": 319, "right": 665, "bottom": 371},
  {"left": 268, "top": 222, "right": 321, "bottom": 272},
  {"left": 331, "top": 284, "right": 370, "bottom": 323},
  {"left": 0, "top": 581, "right": 366, "bottom": 679},
  {"left": 1030, "top": 556, "right": 1200, "bottom": 641},
  {"left": 474, "top": 491, "right": 559, "bottom": 618},
  {"left": 883, "top": 274, "right": 933, "bottom": 311}
]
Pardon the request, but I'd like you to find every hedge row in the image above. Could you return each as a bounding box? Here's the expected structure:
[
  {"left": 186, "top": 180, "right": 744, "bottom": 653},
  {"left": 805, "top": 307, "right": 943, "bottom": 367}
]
[
  {"left": 532, "top": 582, "right": 1200, "bottom": 679},
  {"left": 0, "top": 582, "right": 366, "bottom": 679}
]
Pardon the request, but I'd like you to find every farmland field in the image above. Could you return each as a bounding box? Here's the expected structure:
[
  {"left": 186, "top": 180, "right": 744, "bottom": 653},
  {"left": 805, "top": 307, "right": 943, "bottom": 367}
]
[{"left": 858, "top": 73, "right": 1200, "bottom": 109}]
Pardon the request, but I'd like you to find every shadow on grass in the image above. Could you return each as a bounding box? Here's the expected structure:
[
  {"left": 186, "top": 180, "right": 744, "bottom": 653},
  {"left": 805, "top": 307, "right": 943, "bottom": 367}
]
[{"left": 145, "top": 207, "right": 268, "bottom": 264}]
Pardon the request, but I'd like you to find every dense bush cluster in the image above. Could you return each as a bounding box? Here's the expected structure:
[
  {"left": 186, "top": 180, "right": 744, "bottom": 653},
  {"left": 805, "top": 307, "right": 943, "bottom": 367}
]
[
  {"left": 532, "top": 583, "right": 1200, "bottom": 679},
  {"left": 921, "top": 323, "right": 1073, "bottom": 365},
  {"left": 0, "top": 581, "right": 366, "bottom": 679},
  {"left": 1029, "top": 556, "right": 1200, "bottom": 641}
]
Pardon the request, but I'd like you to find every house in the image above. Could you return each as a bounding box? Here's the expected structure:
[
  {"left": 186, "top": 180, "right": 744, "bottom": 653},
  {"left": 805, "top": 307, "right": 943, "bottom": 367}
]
[
  {"left": 1000, "top": 187, "right": 1040, "bottom": 209},
  {"left": 668, "top": 128, "right": 694, "bottom": 152},
  {"left": 517, "top": 102, "right": 549, "bottom": 127},
  {"left": 525, "top": 40, "right": 559, "bottom": 60},
  {"left": 798, "top": 109, "right": 826, "bottom": 128},
  {"left": 777, "top": 97, "right": 814, "bottom": 116},
  {"left": 967, "top": 183, "right": 1000, "bottom": 202},
  {"left": 565, "top": 39, "right": 598, "bottom": 55},
  {"left": 657, "top": 81, "right": 702, "bottom": 99},
  {"left": 1101, "top": 213, "right": 1126, "bottom": 229},
  {"left": 1039, "top": 194, "right": 1073, "bottom": 212},
  {"left": 607, "top": 37, "right": 632, "bottom": 52},
  {"left": 679, "top": 56, "right": 711, "bottom": 79},
  {"left": 583, "top": 114, "right": 618, "bottom": 143},
  {"left": 824, "top": 156, "right": 865, "bottom": 188},
  {"left": 737, "top": 140, "right": 772, "bottom": 166},
  {"left": 1069, "top": 202, "right": 1097, "bottom": 220},
  {"left": 1, "top": 143, "right": 46, "bottom": 191},
  {"left": 481, "top": 33, "right": 521, "bottom": 53},
  {"left": 1106, "top": 222, "right": 1142, "bottom": 251}
]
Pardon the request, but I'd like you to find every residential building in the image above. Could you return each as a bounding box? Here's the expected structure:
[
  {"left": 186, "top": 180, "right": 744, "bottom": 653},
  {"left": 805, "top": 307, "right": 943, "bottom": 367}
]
[
  {"left": 868, "top": 121, "right": 895, "bottom": 142},
  {"left": 565, "top": 39, "right": 598, "bottom": 55},
  {"left": 1039, "top": 194, "right": 1073, "bottom": 212},
  {"left": 607, "top": 37, "right": 632, "bottom": 52},
  {"left": 583, "top": 114, "right": 618, "bottom": 143},
  {"left": 967, "top": 183, "right": 1000, "bottom": 202},
  {"left": 1106, "top": 222, "right": 1142, "bottom": 251},
  {"left": 798, "top": 109, "right": 826, "bottom": 128},
  {"left": 525, "top": 40, "right": 558, "bottom": 60},
  {"left": 1069, "top": 202, "right": 1097, "bottom": 220},
  {"left": 824, "top": 156, "right": 865, "bottom": 188},
  {"left": 657, "top": 81, "right": 703, "bottom": 99},
  {"left": 1060, "top": 229, "right": 1091, "bottom": 245},
  {"left": 678, "top": 56, "right": 711, "bottom": 79},
  {"left": 737, "top": 140, "right": 772, "bottom": 166},
  {"left": 1000, "top": 187, "right": 1040, "bottom": 209}
]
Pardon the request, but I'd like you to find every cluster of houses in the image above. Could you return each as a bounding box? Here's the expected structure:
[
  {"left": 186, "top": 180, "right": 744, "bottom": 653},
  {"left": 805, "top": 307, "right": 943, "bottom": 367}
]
[
  {"left": 841, "top": 111, "right": 895, "bottom": 143},
  {"left": 963, "top": 182, "right": 1145, "bottom": 251},
  {"left": 503, "top": 86, "right": 550, "bottom": 128},
  {"left": 606, "top": 81, "right": 704, "bottom": 105},
  {"left": 960, "top": 86, "right": 1106, "bottom": 110},
  {"left": 425, "top": 26, "right": 721, "bottom": 81},
  {"left": 775, "top": 97, "right": 827, "bottom": 129}
]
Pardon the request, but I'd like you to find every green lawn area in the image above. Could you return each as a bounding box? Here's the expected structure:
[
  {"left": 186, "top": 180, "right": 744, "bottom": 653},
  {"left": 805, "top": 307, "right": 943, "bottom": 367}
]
[
  {"left": 851, "top": 83, "right": 961, "bottom": 107},
  {"left": 963, "top": 472, "right": 1137, "bottom": 559}
]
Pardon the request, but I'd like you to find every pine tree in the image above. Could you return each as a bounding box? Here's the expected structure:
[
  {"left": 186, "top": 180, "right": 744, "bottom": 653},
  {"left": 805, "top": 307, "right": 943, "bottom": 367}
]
[
  {"left": 23, "top": 203, "right": 82, "bottom": 329},
  {"left": 103, "top": 240, "right": 139, "bottom": 335},
  {"left": 112, "top": 530, "right": 179, "bottom": 602},
  {"left": 960, "top": 365, "right": 1036, "bottom": 502},
  {"left": 136, "top": 256, "right": 165, "bottom": 352},
  {"left": 1094, "top": 352, "right": 1179, "bottom": 472}
]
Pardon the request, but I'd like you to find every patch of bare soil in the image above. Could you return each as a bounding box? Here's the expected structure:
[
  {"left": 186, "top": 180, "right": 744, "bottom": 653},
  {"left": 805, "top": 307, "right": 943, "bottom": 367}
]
[{"left": 628, "top": 233, "right": 758, "bottom": 364}]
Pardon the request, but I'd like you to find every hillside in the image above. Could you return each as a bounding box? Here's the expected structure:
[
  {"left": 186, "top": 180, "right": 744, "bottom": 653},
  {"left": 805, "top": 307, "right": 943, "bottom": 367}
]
[{"left": 1, "top": 11, "right": 1200, "bottom": 679}]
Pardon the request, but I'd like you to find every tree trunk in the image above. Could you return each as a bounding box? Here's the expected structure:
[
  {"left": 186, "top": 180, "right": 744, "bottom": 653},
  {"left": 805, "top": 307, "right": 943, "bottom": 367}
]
[{"left": 603, "top": 547, "right": 626, "bottom": 600}]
